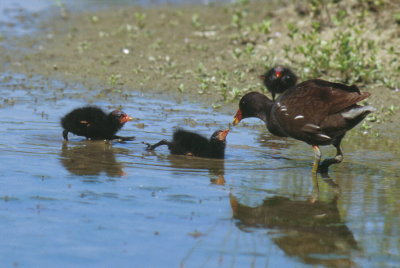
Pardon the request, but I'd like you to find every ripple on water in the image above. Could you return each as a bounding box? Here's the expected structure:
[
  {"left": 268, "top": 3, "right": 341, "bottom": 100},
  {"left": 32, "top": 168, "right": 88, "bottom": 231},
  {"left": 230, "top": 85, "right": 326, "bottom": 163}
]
[{"left": 0, "top": 73, "right": 399, "bottom": 267}]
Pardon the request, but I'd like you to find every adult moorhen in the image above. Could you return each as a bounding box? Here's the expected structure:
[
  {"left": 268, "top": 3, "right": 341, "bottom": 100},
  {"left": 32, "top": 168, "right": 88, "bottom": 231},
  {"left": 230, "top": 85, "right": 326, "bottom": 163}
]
[
  {"left": 144, "top": 129, "right": 229, "bottom": 159},
  {"left": 232, "top": 79, "right": 375, "bottom": 175},
  {"left": 61, "top": 106, "right": 135, "bottom": 141},
  {"left": 261, "top": 66, "right": 298, "bottom": 101}
]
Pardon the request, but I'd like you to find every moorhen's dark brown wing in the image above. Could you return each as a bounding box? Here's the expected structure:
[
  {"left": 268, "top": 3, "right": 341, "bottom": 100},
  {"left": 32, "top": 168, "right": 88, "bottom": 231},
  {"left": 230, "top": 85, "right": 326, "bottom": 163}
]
[{"left": 273, "top": 79, "right": 371, "bottom": 143}]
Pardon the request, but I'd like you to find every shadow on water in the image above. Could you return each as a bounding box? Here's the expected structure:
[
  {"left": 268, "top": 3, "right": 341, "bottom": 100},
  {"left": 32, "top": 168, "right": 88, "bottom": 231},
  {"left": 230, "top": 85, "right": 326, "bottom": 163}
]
[
  {"left": 230, "top": 193, "right": 359, "bottom": 267},
  {"left": 60, "top": 141, "right": 128, "bottom": 178}
]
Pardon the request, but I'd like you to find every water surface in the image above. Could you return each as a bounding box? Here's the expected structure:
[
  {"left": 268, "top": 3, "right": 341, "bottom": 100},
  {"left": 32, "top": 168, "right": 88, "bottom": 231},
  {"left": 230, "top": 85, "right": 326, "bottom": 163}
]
[{"left": 0, "top": 73, "right": 399, "bottom": 267}]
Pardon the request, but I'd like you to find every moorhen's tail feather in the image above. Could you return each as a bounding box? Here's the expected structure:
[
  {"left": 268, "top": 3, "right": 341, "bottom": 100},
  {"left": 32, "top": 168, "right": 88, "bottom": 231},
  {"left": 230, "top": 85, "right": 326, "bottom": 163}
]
[
  {"left": 327, "top": 92, "right": 371, "bottom": 115},
  {"left": 341, "top": 105, "right": 376, "bottom": 120}
]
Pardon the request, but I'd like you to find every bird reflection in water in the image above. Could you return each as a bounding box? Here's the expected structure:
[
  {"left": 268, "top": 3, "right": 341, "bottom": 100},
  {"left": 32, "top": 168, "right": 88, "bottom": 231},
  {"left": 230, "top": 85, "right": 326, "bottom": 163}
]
[
  {"left": 146, "top": 151, "right": 226, "bottom": 185},
  {"left": 60, "top": 141, "right": 128, "bottom": 177},
  {"left": 165, "top": 155, "right": 225, "bottom": 185},
  {"left": 230, "top": 193, "right": 358, "bottom": 267}
]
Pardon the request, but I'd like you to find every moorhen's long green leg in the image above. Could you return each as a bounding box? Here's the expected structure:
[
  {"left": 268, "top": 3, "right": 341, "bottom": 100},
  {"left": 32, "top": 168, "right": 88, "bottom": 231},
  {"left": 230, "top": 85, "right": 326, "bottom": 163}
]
[
  {"left": 310, "top": 171, "right": 319, "bottom": 203},
  {"left": 312, "top": 145, "right": 322, "bottom": 175},
  {"left": 318, "top": 135, "right": 345, "bottom": 177}
]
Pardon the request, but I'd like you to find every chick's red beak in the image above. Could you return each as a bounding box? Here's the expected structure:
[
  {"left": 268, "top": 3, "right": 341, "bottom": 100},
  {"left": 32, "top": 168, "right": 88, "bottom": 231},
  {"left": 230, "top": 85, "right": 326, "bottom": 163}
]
[
  {"left": 275, "top": 71, "right": 282, "bottom": 78},
  {"left": 232, "top": 109, "right": 242, "bottom": 126},
  {"left": 120, "top": 115, "right": 133, "bottom": 123},
  {"left": 218, "top": 129, "right": 230, "bottom": 141}
]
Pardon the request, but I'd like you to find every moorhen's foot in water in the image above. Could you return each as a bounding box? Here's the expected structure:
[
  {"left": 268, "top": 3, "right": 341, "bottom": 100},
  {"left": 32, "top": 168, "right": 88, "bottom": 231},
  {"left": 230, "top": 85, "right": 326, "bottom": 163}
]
[
  {"left": 143, "top": 129, "right": 230, "bottom": 159},
  {"left": 260, "top": 66, "right": 298, "bottom": 101},
  {"left": 61, "top": 106, "right": 134, "bottom": 141},
  {"left": 233, "top": 79, "right": 375, "bottom": 175},
  {"left": 316, "top": 135, "right": 344, "bottom": 177}
]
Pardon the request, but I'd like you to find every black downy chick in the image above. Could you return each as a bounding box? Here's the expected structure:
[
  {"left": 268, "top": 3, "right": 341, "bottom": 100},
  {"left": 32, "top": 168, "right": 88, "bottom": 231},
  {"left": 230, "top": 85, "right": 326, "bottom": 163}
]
[
  {"left": 61, "top": 106, "right": 134, "bottom": 141},
  {"left": 144, "top": 129, "right": 229, "bottom": 159},
  {"left": 261, "top": 66, "right": 298, "bottom": 101}
]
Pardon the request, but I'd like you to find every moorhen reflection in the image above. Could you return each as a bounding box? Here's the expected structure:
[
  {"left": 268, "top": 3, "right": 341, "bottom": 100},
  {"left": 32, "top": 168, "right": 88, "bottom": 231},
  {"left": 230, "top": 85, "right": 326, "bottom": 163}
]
[
  {"left": 144, "top": 129, "right": 229, "bottom": 159},
  {"left": 60, "top": 141, "right": 127, "bottom": 177},
  {"left": 61, "top": 106, "right": 134, "bottom": 141},
  {"left": 230, "top": 194, "right": 358, "bottom": 266},
  {"left": 260, "top": 66, "right": 298, "bottom": 101},
  {"left": 233, "top": 79, "right": 375, "bottom": 175}
]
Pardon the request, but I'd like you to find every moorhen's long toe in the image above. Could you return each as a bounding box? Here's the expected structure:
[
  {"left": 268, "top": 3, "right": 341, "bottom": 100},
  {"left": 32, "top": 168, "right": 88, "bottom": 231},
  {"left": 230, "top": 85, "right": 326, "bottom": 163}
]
[
  {"left": 61, "top": 106, "right": 134, "bottom": 141},
  {"left": 260, "top": 66, "right": 298, "bottom": 101},
  {"left": 233, "top": 79, "right": 375, "bottom": 176},
  {"left": 144, "top": 129, "right": 229, "bottom": 159}
]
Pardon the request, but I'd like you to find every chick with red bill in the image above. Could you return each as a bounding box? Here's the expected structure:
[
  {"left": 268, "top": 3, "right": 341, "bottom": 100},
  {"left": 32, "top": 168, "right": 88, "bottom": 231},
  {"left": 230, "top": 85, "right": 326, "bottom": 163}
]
[
  {"left": 260, "top": 66, "right": 298, "bottom": 101},
  {"left": 144, "top": 129, "right": 229, "bottom": 159},
  {"left": 61, "top": 106, "right": 135, "bottom": 141}
]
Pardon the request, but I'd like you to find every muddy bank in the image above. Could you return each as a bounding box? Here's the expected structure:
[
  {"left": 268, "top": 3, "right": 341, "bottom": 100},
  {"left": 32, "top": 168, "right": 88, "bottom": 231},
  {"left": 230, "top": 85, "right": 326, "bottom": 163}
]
[{"left": 0, "top": 0, "right": 399, "bottom": 128}]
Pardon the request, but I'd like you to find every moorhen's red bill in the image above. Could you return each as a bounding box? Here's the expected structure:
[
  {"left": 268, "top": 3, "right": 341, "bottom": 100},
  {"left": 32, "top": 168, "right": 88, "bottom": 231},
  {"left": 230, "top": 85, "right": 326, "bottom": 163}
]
[
  {"left": 260, "top": 66, "right": 298, "bottom": 101},
  {"left": 61, "top": 106, "right": 134, "bottom": 141},
  {"left": 233, "top": 79, "right": 375, "bottom": 175},
  {"left": 144, "top": 129, "right": 229, "bottom": 159}
]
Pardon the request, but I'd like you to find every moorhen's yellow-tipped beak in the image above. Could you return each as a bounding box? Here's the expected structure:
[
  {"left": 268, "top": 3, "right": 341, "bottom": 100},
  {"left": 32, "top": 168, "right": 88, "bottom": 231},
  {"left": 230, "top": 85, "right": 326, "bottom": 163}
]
[
  {"left": 127, "top": 116, "right": 134, "bottom": 121},
  {"left": 275, "top": 71, "right": 282, "bottom": 78},
  {"left": 232, "top": 109, "right": 242, "bottom": 126}
]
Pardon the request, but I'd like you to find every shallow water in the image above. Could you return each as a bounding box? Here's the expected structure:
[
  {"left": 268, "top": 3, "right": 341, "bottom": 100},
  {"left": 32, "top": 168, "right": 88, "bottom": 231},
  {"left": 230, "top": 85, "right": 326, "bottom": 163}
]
[
  {"left": 0, "top": 72, "right": 399, "bottom": 267},
  {"left": 1, "top": 0, "right": 400, "bottom": 267}
]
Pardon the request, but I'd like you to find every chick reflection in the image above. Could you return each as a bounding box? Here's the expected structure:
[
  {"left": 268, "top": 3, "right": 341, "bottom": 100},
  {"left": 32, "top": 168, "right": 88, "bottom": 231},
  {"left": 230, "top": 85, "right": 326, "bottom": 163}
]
[
  {"left": 167, "top": 155, "right": 225, "bottom": 185},
  {"left": 60, "top": 141, "right": 127, "bottom": 177},
  {"left": 151, "top": 153, "right": 225, "bottom": 185},
  {"left": 230, "top": 194, "right": 358, "bottom": 266}
]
